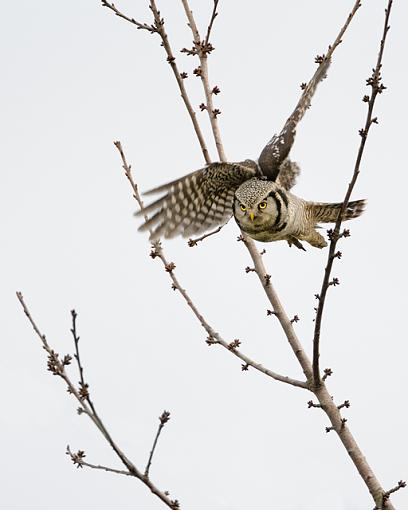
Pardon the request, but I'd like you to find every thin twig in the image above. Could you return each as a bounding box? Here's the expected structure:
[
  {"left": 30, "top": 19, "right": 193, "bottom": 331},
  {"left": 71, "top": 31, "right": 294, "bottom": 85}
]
[
  {"left": 337, "top": 400, "right": 350, "bottom": 410},
  {"left": 101, "top": 1, "right": 156, "bottom": 32},
  {"left": 181, "top": 0, "right": 226, "bottom": 161},
  {"left": 145, "top": 411, "right": 171, "bottom": 478},
  {"left": 16, "top": 292, "right": 180, "bottom": 510},
  {"left": 70, "top": 310, "right": 94, "bottom": 408},
  {"left": 66, "top": 445, "right": 133, "bottom": 476},
  {"left": 204, "top": 0, "right": 219, "bottom": 47},
  {"left": 77, "top": 461, "right": 133, "bottom": 476},
  {"left": 71, "top": 311, "right": 84, "bottom": 385},
  {"left": 114, "top": 141, "right": 308, "bottom": 390},
  {"left": 383, "top": 480, "right": 407, "bottom": 502},
  {"left": 312, "top": 0, "right": 394, "bottom": 387},
  {"left": 187, "top": 225, "right": 224, "bottom": 246}
]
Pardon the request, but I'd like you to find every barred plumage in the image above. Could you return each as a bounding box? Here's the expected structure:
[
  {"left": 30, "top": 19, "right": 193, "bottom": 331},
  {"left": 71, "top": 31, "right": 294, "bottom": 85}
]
[
  {"left": 234, "top": 180, "right": 366, "bottom": 249},
  {"left": 310, "top": 200, "right": 366, "bottom": 223},
  {"left": 138, "top": 162, "right": 257, "bottom": 239},
  {"left": 138, "top": 160, "right": 366, "bottom": 249},
  {"left": 258, "top": 59, "right": 331, "bottom": 179},
  {"left": 137, "top": 56, "right": 366, "bottom": 249}
]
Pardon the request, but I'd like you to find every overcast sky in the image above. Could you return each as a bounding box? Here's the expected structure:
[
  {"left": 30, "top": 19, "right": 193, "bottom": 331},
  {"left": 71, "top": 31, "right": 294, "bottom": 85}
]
[{"left": 2, "top": 1, "right": 408, "bottom": 509}]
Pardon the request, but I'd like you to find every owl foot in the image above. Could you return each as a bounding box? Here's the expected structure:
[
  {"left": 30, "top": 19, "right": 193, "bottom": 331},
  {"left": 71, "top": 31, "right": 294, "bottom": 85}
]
[
  {"left": 287, "top": 236, "right": 306, "bottom": 251},
  {"left": 304, "top": 230, "right": 327, "bottom": 249}
]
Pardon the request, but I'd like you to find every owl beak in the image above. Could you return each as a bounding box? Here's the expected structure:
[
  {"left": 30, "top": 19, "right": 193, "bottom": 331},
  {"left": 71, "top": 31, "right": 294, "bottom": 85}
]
[{"left": 249, "top": 212, "right": 255, "bottom": 222}]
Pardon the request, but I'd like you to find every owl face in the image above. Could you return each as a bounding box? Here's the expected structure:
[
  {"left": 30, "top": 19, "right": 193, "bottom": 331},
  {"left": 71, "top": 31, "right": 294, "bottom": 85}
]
[
  {"left": 233, "top": 178, "right": 286, "bottom": 234},
  {"left": 234, "top": 193, "right": 282, "bottom": 232}
]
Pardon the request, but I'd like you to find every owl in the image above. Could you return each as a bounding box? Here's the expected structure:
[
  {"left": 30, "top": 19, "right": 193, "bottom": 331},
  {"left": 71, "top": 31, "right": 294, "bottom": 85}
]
[
  {"left": 138, "top": 160, "right": 365, "bottom": 249},
  {"left": 137, "top": 58, "right": 366, "bottom": 249},
  {"left": 233, "top": 175, "right": 364, "bottom": 249}
]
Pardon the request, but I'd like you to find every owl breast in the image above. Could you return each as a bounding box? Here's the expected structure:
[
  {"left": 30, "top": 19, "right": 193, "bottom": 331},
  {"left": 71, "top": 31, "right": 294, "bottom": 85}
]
[{"left": 236, "top": 220, "right": 290, "bottom": 242}]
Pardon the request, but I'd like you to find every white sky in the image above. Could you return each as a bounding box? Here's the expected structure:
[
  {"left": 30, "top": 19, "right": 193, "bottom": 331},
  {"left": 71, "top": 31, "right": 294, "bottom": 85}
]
[{"left": 2, "top": 1, "right": 408, "bottom": 509}]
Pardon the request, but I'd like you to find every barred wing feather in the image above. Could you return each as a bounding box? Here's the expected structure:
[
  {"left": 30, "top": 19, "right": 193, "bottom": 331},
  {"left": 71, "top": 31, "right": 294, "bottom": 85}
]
[{"left": 137, "top": 162, "right": 257, "bottom": 239}]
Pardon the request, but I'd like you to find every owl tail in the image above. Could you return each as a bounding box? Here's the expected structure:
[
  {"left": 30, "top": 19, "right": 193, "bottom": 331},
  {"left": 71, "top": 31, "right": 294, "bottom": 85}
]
[{"left": 311, "top": 199, "right": 366, "bottom": 223}]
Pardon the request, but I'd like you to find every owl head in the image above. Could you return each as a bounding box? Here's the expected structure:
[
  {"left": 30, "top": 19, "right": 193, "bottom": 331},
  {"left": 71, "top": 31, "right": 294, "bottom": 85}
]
[{"left": 233, "top": 178, "right": 288, "bottom": 233}]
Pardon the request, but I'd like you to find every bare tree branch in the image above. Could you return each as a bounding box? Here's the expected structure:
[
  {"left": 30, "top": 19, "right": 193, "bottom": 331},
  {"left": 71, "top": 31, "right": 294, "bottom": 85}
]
[
  {"left": 114, "top": 140, "right": 308, "bottom": 390},
  {"left": 102, "top": 0, "right": 211, "bottom": 164},
  {"left": 241, "top": 235, "right": 313, "bottom": 382},
  {"left": 382, "top": 481, "right": 407, "bottom": 505},
  {"left": 181, "top": 0, "right": 226, "bottom": 161},
  {"left": 16, "top": 291, "right": 180, "bottom": 510},
  {"left": 187, "top": 225, "right": 224, "bottom": 247},
  {"left": 204, "top": 0, "right": 219, "bottom": 47},
  {"left": 111, "top": 2, "right": 399, "bottom": 508},
  {"left": 240, "top": 230, "right": 396, "bottom": 508},
  {"left": 145, "top": 411, "right": 171, "bottom": 478},
  {"left": 66, "top": 445, "right": 133, "bottom": 476},
  {"left": 148, "top": 0, "right": 212, "bottom": 164},
  {"left": 312, "top": 0, "right": 394, "bottom": 387},
  {"left": 101, "top": 1, "right": 156, "bottom": 32},
  {"left": 22, "top": 2, "right": 399, "bottom": 509},
  {"left": 70, "top": 309, "right": 95, "bottom": 411}
]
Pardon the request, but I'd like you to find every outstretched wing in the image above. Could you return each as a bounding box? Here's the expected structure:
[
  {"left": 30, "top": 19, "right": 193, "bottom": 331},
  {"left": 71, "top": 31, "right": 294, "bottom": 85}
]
[
  {"left": 137, "top": 162, "right": 258, "bottom": 240},
  {"left": 258, "top": 58, "right": 331, "bottom": 181}
]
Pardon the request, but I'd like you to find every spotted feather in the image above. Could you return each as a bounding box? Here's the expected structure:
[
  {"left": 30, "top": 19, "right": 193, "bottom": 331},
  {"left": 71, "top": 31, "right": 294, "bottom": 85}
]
[{"left": 137, "top": 162, "right": 257, "bottom": 239}]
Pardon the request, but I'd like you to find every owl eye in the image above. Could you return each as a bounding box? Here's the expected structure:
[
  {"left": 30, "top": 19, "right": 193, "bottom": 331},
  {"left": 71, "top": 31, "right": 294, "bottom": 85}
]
[
  {"left": 240, "top": 204, "right": 247, "bottom": 212},
  {"left": 258, "top": 201, "right": 267, "bottom": 210}
]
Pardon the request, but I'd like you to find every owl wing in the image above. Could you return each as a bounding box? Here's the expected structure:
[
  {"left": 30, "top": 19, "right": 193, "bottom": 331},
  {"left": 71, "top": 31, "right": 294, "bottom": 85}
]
[
  {"left": 258, "top": 58, "right": 331, "bottom": 181},
  {"left": 275, "top": 159, "right": 300, "bottom": 191},
  {"left": 137, "top": 162, "right": 258, "bottom": 240}
]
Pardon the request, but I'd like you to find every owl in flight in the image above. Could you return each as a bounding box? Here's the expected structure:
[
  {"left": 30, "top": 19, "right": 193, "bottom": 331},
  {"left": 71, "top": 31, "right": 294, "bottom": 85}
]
[{"left": 138, "top": 59, "right": 365, "bottom": 249}]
